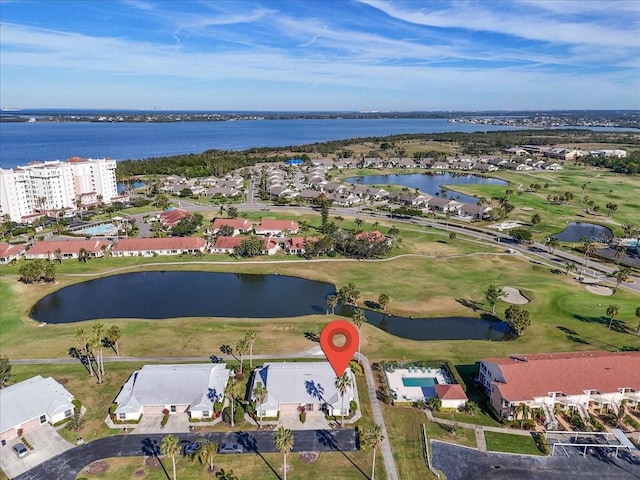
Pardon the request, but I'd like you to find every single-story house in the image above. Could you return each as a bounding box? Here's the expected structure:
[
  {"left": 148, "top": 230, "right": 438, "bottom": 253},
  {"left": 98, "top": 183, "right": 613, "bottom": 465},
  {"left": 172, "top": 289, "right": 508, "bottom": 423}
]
[
  {"left": 0, "top": 243, "right": 26, "bottom": 263},
  {"left": 434, "top": 384, "right": 468, "bottom": 409},
  {"left": 427, "top": 198, "right": 462, "bottom": 214},
  {"left": 113, "top": 364, "right": 230, "bottom": 422},
  {"left": 158, "top": 208, "right": 190, "bottom": 227},
  {"left": 459, "top": 203, "right": 493, "bottom": 220},
  {"left": 249, "top": 362, "right": 356, "bottom": 418},
  {"left": 211, "top": 236, "right": 243, "bottom": 254},
  {"left": 479, "top": 351, "right": 640, "bottom": 422},
  {"left": 210, "top": 218, "right": 253, "bottom": 236},
  {"left": 284, "top": 237, "right": 317, "bottom": 255},
  {"left": 1, "top": 375, "right": 76, "bottom": 442},
  {"left": 254, "top": 219, "right": 299, "bottom": 236},
  {"left": 25, "top": 239, "right": 110, "bottom": 260},
  {"left": 111, "top": 237, "right": 206, "bottom": 257}
]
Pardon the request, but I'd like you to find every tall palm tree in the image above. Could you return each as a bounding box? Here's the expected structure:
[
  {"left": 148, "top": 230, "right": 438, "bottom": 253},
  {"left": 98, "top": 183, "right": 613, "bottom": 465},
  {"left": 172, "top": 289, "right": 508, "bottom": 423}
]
[
  {"left": 606, "top": 304, "right": 620, "bottom": 330},
  {"left": 614, "top": 267, "right": 630, "bottom": 291},
  {"left": 92, "top": 323, "right": 105, "bottom": 377},
  {"left": 517, "top": 403, "right": 530, "bottom": 428},
  {"left": 273, "top": 426, "right": 294, "bottom": 480},
  {"left": 196, "top": 439, "right": 218, "bottom": 472},
  {"left": 544, "top": 236, "right": 559, "bottom": 254},
  {"left": 615, "top": 246, "right": 626, "bottom": 266},
  {"left": 364, "top": 424, "right": 384, "bottom": 480},
  {"left": 244, "top": 330, "right": 257, "bottom": 369},
  {"left": 334, "top": 372, "right": 353, "bottom": 427},
  {"left": 106, "top": 325, "right": 121, "bottom": 356},
  {"left": 88, "top": 336, "right": 103, "bottom": 384},
  {"left": 378, "top": 293, "right": 390, "bottom": 312},
  {"left": 326, "top": 294, "right": 338, "bottom": 315},
  {"left": 565, "top": 261, "right": 577, "bottom": 276},
  {"left": 224, "top": 381, "right": 236, "bottom": 427},
  {"left": 252, "top": 381, "right": 268, "bottom": 429},
  {"left": 351, "top": 308, "right": 367, "bottom": 359},
  {"left": 235, "top": 338, "right": 248, "bottom": 375},
  {"left": 636, "top": 306, "right": 640, "bottom": 334},
  {"left": 582, "top": 238, "right": 595, "bottom": 273},
  {"left": 160, "top": 433, "right": 181, "bottom": 480},
  {"left": 75, "top": 328, "right": 94, "bottom": 377}
]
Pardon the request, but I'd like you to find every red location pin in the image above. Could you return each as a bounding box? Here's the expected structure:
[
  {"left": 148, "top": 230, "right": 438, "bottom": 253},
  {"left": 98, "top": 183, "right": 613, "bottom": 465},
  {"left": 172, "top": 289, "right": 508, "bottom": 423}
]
[{"left": 320, "top": 320, "right": 359, "bottom": 377}]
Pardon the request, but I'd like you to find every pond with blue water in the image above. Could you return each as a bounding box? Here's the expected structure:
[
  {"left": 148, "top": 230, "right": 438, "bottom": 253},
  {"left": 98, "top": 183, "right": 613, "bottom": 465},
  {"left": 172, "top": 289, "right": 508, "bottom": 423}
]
[
  {"left": 344, "top": 173, "right": 507, "bottom": 204},
  {"left": 551, "top": 222, "right": 614, "bottom": 243},
  {"left": 31, "top": 271, "right": 510, "bottom": 341}
]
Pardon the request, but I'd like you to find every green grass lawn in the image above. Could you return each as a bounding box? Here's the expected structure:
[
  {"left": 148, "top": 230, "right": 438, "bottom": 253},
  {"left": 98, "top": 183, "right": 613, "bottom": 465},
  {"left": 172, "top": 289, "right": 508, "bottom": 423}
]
[{"left": 484, "top": 431, "right": 544, "bottom": 456}]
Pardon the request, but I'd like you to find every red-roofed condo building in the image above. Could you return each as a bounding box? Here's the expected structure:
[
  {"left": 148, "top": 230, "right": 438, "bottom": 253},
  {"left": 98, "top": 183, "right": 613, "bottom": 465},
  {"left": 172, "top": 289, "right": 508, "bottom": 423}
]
[
  {"left": 0, "top": 157, "right": 118, "bottom": 222},
  {"left": 111, "top": 237, "right": 206, "bottom": 257},
  {"left": 254, "top": 219, "right": 298, "bottom": 236},
  {"left": 25, "top": 239, "right": 110, "bottom": 260},
  {"left": 479, "top": 351, "right": 640, "bottom": 425}
]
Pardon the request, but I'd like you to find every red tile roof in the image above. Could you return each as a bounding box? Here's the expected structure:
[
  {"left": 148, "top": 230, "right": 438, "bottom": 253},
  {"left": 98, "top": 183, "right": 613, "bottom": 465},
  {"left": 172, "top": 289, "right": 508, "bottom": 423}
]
[
  {"left": 286, "top": 237, "right": 317, "bottom": 249},
  {"left": 213, "top": 237, "right": 243, "bottom": 249},
  {"left": 0, "top": 243, "right": 26, "bottom": 259},
  {"left": 435, "top": 384, "right": 468, "bottom": 401},
  {"left": 355, "top": 230, "right": 385, "bottom": 242},
  {"left": 255, "top": 219, "right": 298, "bottom": 232},
  {"left": 27, "top": 240, "right": 109, "bottom": 255},
  {"left": 158, "top": 209, "right": 190, "bottom": 227},
  {"left": 113, "top": 237, "right": 205, "bottom": 252},
  {"left": 484, "top": 351, "right": 640, "bottom": 402},
  {"left": 211, "top": 218, "right": 253, "bottom": 230}
]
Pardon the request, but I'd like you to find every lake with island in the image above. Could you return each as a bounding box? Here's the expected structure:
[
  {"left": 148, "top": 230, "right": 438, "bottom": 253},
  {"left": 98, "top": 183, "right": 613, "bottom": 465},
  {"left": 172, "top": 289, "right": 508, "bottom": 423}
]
[
  {"left": 31, "top": 272, "right": 510, "bottom": 341},
  {"left": 344, "top": 173, "right": 507, "bottom": 204}
]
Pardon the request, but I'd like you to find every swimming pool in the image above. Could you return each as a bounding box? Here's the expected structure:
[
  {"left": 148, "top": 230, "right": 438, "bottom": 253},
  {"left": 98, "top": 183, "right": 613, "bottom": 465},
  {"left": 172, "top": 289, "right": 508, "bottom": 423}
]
[
  {"left": 402, "top": 377, "right": 438, "bottom": 388},
  {"left": 78, "top": 223, "right": 117, "bottom": 236}
]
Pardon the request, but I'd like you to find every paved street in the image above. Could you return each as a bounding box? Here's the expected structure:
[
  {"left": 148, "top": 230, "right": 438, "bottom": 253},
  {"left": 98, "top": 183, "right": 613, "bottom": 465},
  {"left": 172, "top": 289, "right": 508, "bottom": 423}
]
[{"left": 14, "top": 429, "right": 357, "bottom": 480}]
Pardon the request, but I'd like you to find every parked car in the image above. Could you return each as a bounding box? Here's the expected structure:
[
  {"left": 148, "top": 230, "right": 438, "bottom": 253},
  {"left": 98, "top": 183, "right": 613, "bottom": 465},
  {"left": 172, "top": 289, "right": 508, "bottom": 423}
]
[
  {"left": 184, "top": 442, "right": 199, "bottom": 456},
  {"left": 13, "top": 443, "right": 28, "bottom": 458},
  {"left": 218, "top": 443, "right": 244, "bottom": 454}
]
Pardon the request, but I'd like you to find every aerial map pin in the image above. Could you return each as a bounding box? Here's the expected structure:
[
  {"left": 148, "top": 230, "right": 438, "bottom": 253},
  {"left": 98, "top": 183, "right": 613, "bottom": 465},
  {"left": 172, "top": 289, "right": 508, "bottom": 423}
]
[{"left": 320, "top": 320, "right": 359, "bottom": 377}]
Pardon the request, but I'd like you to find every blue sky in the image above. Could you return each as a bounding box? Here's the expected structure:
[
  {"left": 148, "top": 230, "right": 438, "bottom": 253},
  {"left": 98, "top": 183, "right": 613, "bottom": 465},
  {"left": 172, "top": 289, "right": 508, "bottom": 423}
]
[{"left": 1, "top": 0, "right": 639, "bottom": 110}]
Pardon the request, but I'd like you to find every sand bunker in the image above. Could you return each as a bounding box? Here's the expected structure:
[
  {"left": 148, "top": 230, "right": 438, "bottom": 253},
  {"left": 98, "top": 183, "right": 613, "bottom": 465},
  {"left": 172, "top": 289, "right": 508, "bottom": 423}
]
[
  {"left": 586, "top": 285, "right": 614, "bottom": 296},
  {"left": 501, "top": 287, "right": 530, "bottom": 304}
]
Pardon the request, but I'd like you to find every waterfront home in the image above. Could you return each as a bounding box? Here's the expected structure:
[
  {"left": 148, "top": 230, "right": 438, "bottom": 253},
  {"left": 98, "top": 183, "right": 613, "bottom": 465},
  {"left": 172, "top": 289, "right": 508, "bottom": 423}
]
[
  {"left": 113, "top": 364, "right": 230, "bottom": 422},
  {"left": 284, "top": 237, "right": 317, "bottom": 255},
  {"left": 0, "top": 243, "right": 26, "bottom": 263},
  {"left": 25, "top": 239, "right": 110, "bottom": 260},
  {"left": 249, "top": 362, "right": 356, "bottom": 418},
  {"left": 111, "top": 237, "right": 206, "bottom": 257},
  {"left": 1, "top": 376, "right": 75, "bottom": 442},
  {"left": 211, "top": 236, "right": 279, "bottom": 255},
  {"left": 459, "top": 203, "right": 493, "bottom": 220}
]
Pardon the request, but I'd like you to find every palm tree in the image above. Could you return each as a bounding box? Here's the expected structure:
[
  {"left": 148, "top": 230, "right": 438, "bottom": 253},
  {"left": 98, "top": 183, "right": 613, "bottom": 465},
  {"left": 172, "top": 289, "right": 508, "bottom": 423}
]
[
  {"left": 334, "top": 372, "right": 353, "bottom": 427},
  {"left": 252, "top": 381, "right": 268, "bottom": 429},
  {"left": 160, "top": 433, "right": 181, "bottom": 480},
  {"left": 544, "top": 236, "right": 559, "bottom": 254},
  {"left": 363, "top": 424, "right": 384, "bottom": 480},
  {"left": 614, "top": 267, "right": 630, "bottom": 291},
  {"left": 606, "top": 304, "right": 620, "bottom": 330},
  {"left": 274, "top": 426, "right": 294, "bottom": 480},
  {"left": 517, "top": 403, "right": 530, "bottom": 428},
  {"left": 75, "top": 328, "right": 94, "bottom": 377},
  {"left": 326, "top": 294, "right": 338, "bottom": 315},
  {"left": 88, "top": 336, "right": 103, "bottom": 383},
  {"left": 78, "top": 247, "right": 89, "bottom": 263},
  {"left": 196, "top": 439, "right": 218, "bottom": 472},
  {"left": 215, "top": 469, "right": 239, "bottom": 480},
  {"left": 244, "top": 330, "right": 257, "bottom": 369},
  {"left": 582, "top": 238, "right": 595, "bottom": 273},
  {"left": 351, "top": 308, "right": 367, "bottom": 359},
  {"left": 92, "top": 323, "right": 105, "bottom": 377},
  {"left": 635, "top": 306, "right": 640, "bottom": 334},
  {"left": 615, "top": 246, "right": 626, "bottom": 265},
  {"left": 106, "top": 325, "right": 121, "bottom": 356},
  {"left": 378, "top": 293, "right": 389, "bottom": 311},
  {"left": 565, "top": 261, "right": 577, "bottom": 276},
  {"left": 224, "top": 381, "right": 236, "bottom": 427},
  {"left": 235, "top": 338, "right": 248, "bottom": 375}
]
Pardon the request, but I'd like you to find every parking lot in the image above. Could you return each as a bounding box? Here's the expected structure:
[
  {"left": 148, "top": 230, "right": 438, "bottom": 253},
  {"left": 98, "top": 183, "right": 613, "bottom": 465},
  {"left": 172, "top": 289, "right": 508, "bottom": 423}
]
[{"left": 1, "top": 425, "right": 74, "bottom": 479}]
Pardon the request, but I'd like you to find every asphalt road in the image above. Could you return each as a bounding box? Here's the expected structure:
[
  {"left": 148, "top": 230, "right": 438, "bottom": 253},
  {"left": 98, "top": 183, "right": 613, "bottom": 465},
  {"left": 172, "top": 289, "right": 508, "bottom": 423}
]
[
  {"left": 15, "top": 429, "right": 357, "bottom": 480},
  {"left": 432, "top": 441, "right": 640, "bottom": 480}
]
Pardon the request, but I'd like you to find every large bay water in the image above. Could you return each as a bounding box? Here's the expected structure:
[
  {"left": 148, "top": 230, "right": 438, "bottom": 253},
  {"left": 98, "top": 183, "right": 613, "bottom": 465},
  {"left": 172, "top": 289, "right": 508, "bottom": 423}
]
[
  {"left": 31, "top": 272, "right": 510, "bottom": 341},
  {"left": 1, "top": 118, "right": 527, "bottom": 168},
  {"left": 345, "top": 173, "right": 507, "bottom": 203}
]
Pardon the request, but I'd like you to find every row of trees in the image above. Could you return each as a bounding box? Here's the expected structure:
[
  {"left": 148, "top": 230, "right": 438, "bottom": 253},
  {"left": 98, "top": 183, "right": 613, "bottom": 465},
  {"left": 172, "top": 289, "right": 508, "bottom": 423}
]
[
  {"left": 18, "top": 259, "right": 56, "bottom": 283},
  {"left": 73, "top": 324, "right": 121, "bottom": 383}
]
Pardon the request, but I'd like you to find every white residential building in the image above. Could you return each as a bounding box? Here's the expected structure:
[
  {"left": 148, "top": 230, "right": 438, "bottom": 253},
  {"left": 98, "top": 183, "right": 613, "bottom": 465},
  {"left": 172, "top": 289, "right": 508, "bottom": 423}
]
[{"left": 0, "top": 157, "right": 118, "bottom": 222}]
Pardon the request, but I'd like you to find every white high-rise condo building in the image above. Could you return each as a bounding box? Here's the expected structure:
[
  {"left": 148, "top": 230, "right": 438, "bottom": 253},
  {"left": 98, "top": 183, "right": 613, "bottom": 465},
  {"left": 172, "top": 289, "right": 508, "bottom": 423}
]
[{"left": 0, "top": 157, "right": 118, "bottom": 222}]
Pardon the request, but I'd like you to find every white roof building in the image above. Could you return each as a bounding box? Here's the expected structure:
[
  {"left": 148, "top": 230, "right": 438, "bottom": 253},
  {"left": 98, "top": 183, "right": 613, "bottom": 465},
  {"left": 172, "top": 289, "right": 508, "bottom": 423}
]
[
  {"left": 0, "top": 375, "right": 75, "bottom": 442},
  {"left": 250, "top": 362, "right": 356, "bottom": 417},
  {"left": 114, "top": 364, "right": 230, "bottom": 421}
]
